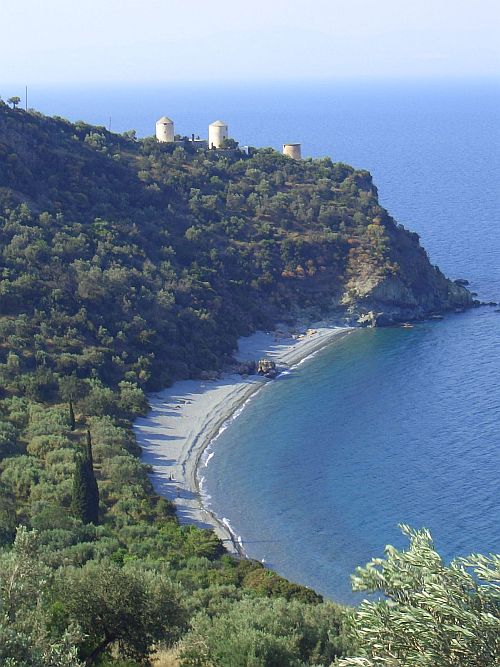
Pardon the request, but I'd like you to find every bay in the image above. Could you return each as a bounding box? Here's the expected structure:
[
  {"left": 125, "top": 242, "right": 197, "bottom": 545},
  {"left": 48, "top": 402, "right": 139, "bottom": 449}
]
[{"left": 30, "top": 80, "right": 500, "bottom": 602}]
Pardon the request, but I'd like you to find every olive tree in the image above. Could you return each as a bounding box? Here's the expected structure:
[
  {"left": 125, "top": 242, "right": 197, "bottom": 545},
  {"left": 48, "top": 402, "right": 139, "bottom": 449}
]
[
  {"left": 179, "top": 596, "right": 350, "bottom": 666},
  {"left": 339, "top": 526, "right": 500, "bottom": 667},
  {"left": 0, "top": 527, "right": 82, "bottom": 667},
  {"left": 53, "top": 559, "right": 185, "bottom": 663},
  {"left": 7, "top": 96, "right": 21, "bottom": 109},
  {"left": 0, "top": 421, "right": 18, "bottom": 459}
]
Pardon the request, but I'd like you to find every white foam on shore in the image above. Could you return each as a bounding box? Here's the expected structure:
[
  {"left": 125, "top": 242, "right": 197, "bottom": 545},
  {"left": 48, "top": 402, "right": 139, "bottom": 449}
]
[
  {"left": 198, "top": 474, "right": 212, "bottom": 506},
  {"left": 195, "top": 387, "right": 269, "bottom": 526},
  {"left": 294, "top": 348, "right": 321, "bottom": 367},
  {"left": 290, "top": 329, "right": 347, "bottom": 368},
  {"left": 134, "top": 325, "right": 354, "bottom": 554},
  {"left": 195, "top": 389, "right": 265, "bottom": 510},
  {"left": 201, "top": 443, "right": 214, "bottom": 467},
  {"left": 222, "top": 517, "right": 243, "bottom": 550},
  {"left": 204, "top": 387, "right": 265, "bottom": 455}
]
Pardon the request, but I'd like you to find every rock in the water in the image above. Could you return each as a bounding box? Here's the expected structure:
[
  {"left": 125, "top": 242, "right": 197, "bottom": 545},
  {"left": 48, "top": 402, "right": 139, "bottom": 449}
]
[
  {"left": 257, "top": 358, "right": 277, "bottom": 378},
  {"left": 357, "top": 311, "right": 387, "bottom": 327}
]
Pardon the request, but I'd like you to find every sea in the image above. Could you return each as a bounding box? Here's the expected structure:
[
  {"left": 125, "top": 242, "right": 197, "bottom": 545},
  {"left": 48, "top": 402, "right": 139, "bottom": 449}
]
[{"left": 27, "top": 80, "right": 500, "bottom": 603}]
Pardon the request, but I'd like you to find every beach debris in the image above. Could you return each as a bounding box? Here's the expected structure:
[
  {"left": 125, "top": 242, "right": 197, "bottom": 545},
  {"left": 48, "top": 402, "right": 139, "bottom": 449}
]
[{"left": 257, "top": 358, "right": 277, "bottom": 379}]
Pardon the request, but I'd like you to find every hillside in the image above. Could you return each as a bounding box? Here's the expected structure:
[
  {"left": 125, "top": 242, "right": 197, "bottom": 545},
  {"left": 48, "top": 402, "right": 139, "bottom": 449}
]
[
  {"left": 0, "top": 103, "right": 483, "bottom": 666},
  {"left": 0, "top": 104, "right": 473, "bottom": 391}
]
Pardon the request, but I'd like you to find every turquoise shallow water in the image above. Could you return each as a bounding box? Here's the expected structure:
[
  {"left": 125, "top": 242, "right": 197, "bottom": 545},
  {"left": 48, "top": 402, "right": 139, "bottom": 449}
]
[{"left": 30, "top": 80, "right": 500, "bottom": 602}]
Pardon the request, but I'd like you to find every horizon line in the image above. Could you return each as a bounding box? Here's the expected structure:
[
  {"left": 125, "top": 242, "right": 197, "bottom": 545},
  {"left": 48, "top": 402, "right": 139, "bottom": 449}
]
[{"left": 2, "top": 74, "right": 500, "bottom": 90}]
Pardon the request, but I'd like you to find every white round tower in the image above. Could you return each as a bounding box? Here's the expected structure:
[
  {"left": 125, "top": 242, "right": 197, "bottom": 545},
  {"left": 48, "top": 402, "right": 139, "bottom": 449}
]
[
  {"left": 156, "top": 116, "right": 175, "bottom": 143},
  {"left": 283, "top": 143, "right": 302, "bottom": 160},
  {"left": 208, "top": 120, "right": 228, "bottom": 148}
]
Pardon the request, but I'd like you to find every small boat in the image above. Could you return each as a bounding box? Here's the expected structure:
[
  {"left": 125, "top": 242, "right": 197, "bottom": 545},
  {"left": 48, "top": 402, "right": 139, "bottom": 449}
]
[
  {"left": 401, "top": 322, "right": 414, "bottom": 328},
  {"left": 429, "top": 314, "right": 444, "bottom": 320}
]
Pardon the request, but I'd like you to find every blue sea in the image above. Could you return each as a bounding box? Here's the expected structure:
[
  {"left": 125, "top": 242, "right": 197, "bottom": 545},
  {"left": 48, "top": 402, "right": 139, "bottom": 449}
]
[{"left": 29, "top": 80, "right": 500, "bottom": 602}]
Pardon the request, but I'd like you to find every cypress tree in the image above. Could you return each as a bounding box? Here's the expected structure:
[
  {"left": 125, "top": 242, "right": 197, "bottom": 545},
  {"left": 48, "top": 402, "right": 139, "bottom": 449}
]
[
  {"left": 69, "top": 399, "right": 75, "bottom": 431},
  {"left": 86, "top": 429, "right": 93, "bottom": 466},
  {"left": 71, "top": 431, "right": 99, "bottom": 524},
  {"left": 84, "top": 430, "right": 99, "bottom": 524},
  {"left": 71, "top": 455, "right": 88, "bottom": 523}
]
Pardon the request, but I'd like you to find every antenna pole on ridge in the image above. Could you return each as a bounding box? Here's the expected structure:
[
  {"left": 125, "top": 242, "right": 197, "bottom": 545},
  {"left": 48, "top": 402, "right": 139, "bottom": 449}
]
[{"left": 25, "top": 85, "right": 28, "bottom": 111}]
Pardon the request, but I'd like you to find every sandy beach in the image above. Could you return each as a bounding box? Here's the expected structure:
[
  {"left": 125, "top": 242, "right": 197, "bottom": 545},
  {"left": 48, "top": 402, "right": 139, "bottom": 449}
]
[{"left": 134, "top": 323, "right": 353, "bottom": 554}]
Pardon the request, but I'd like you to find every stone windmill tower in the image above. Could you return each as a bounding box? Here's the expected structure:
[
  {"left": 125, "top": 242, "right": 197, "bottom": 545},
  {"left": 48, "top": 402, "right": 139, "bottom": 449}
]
[
  {"left": 156, "top": 116, "right": 175, "bottom": 143},
  {"left": 208, "top": 120, "right": 228, "bottom": 148},
  {"left": 283, "top": 143, "right": 302, "bottom": 159}
]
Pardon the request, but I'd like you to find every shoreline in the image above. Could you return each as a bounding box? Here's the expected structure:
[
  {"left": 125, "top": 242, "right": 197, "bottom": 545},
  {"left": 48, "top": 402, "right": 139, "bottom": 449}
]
[{"left": 134, "top": 323, "right": 354, "bottom": 555}]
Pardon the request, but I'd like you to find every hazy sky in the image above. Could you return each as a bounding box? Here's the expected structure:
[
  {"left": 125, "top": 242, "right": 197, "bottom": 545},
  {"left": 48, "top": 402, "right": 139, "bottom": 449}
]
[{"left": 1, "top": 0, "right": 499, "bottom": 84}]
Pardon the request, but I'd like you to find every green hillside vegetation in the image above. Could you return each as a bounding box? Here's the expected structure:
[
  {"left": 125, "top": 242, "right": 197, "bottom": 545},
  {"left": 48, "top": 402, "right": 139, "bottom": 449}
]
[
  {"left": 0, "top": 110, "right": 370, "bottom": 390},
  {"left": 0, "top": 102, "right": 495, "bottom": 666}
]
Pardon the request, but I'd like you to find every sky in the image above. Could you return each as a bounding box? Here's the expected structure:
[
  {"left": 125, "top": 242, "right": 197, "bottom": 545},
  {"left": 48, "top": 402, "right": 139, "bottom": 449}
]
[{"left": 0, "top": 0, "right": 499, "bottom": 85}]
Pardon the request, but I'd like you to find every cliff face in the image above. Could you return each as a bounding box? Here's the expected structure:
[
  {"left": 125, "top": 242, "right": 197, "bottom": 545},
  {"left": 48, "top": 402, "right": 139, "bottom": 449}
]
[{"left": 339, "top": 220, "right": 474, "bottom": 325}]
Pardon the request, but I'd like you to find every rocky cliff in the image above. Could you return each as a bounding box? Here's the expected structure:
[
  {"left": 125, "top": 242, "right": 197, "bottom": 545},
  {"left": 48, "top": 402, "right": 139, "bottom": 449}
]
[{"left": 340, "top": 220, "right": 474, "bottom": 325}]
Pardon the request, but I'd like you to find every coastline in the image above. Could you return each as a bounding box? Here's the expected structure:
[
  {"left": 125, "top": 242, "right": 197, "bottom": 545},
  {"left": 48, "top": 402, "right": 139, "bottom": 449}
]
[{"left": 134, "top": 323, "right": 354, "bottom": 554}]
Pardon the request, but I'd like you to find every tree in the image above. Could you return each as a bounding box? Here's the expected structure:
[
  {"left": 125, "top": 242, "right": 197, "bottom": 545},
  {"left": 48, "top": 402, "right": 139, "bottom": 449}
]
[
  {"left": 71, "top": 456, "right": 90, "bottom": 523},
  {"left": 68, "top": 399, "right": 75, "bottom": 431},
  {"left": 0, "top": 421, "right": 18, "bottom": 459},
  {"left": 122, "top": 129, "right": 137, "bottom": 141},
  {"left": 7, "top": 96, "right": 21, "bottom": 109},
  {"left": 85, "top": 429, "right": 94, "bottom": 467},
  {"left": 59, "top": 373, "right": 87, "bottom": 404},
  {"left": 59, "top": 374, "right": 87, "bottom": 429},
  {"left": 71, "top": 431, "right": 99, "bottom": 524},
  {"left": 179, "top": 596, "right": 350, "bottom": 666},
  {"left": 220, "top": 137, "right": 239, "bottom": 149},
  {"left": 117, "top": 380, "right": 148, "bottom": 418},
  {"left": 0, "top": 485, "right": 16, "bottom": 546},
  {"left": 0, "top": 527, "right": 83, "bottom": 666},
  {"left": 339, "top": 526, "right": 500, "bottom": 667},
  {"left": 53, "top": 560, "right": 184, "bottom": 663}
]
